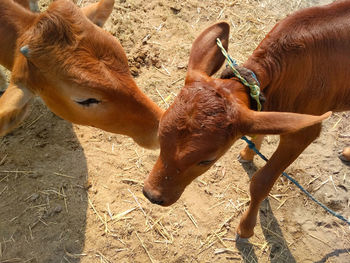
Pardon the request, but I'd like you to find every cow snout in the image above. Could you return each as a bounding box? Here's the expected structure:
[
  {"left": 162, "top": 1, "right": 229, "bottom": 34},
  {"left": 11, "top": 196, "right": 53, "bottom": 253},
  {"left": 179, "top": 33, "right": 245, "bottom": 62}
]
[{"left": 142, "top": 188, "right": 164, "bottom": 205}]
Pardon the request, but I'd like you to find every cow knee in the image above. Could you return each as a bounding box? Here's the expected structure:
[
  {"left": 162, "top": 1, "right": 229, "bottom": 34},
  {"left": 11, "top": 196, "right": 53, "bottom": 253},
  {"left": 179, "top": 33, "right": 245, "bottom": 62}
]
[
  {"left": 0, "top": 104, "right": 31, "bottom": 136},
  {"left": 0, "top": 85, "right": 34, "bottom": 136}
]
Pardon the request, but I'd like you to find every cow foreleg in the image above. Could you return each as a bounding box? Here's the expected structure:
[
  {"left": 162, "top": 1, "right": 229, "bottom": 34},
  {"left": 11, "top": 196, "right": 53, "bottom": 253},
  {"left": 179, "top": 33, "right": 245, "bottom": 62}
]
[
  {"left": 236, "top": 124, "right": 322, "bottom": 238},
  {"left": 238, "top": 135, "right": 265, "bottom": 163},
  {"left": 14, "top": 0, "right": 40, "bottom": 12},
  {"left": 29, "top": 0, "right": 40, "bottom": 12},
  {"left": 0, "top": 83, "right": 34, "bottom": 136},
  {"left": 0, "top": 68, "right": 7, "bottom": 93}
]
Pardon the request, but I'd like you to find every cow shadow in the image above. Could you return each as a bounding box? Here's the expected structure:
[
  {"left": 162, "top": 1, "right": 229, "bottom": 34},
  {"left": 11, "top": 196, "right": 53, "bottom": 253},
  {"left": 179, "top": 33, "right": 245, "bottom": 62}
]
[
  {"left": 0, "top": 99, "right": 87, "bottom": 263},
  {"left": 235, "top": 161, "right": 297, "bottom": 263}
]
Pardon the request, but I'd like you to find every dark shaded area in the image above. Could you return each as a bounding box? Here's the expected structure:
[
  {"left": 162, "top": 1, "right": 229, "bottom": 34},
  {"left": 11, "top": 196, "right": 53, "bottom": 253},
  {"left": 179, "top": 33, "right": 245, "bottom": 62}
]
[
  {"left": 236, "top": 161, "right": 296, "bottom": 262},
  {"left": 338, "top": 153, "right": 350, "bottom": 166},
  {"left": 0, "top": 100, "right": 88, "bottom": 262}
]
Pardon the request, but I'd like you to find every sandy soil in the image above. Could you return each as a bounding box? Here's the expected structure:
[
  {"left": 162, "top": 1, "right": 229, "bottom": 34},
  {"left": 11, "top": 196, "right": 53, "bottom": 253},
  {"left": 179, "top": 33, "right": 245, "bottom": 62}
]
[{"left": 0, "top": 0, "right": 349, "bottom": 262}]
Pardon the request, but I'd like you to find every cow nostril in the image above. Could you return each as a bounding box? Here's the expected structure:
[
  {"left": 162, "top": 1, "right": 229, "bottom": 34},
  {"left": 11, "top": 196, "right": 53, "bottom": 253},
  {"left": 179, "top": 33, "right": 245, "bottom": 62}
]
[
  {"left": 153, "top": 198, "right": 164, "bottom": 205},
  {"left": 142, "top": 188, "right": 164, "bottom": 205}
]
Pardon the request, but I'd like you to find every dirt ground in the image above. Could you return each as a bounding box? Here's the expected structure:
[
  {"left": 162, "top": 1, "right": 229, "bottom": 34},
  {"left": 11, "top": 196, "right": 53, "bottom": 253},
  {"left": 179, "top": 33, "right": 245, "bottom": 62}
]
[{"left": 1, "top": 0, "right": 349, "bottom": 262}]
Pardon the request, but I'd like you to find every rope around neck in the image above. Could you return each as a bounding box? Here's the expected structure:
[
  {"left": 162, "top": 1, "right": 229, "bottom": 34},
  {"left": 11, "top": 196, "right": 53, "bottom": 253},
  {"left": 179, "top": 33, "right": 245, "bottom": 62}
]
[
  {"left": 216, "top": 38, "right": 262, "bottom": 111},
  {"left": 215, "top": 38, "right": 350, "bottom": 225}
]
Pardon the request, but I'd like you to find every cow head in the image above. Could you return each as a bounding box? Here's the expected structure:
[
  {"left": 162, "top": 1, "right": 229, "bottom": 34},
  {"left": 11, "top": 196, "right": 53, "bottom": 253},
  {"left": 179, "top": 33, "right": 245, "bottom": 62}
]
[
  {"left": 5, "top": 0, "right": 162, "bottom": 149},
  {"left": 143, "top": 22, "right": 331, "bottom": 205}
]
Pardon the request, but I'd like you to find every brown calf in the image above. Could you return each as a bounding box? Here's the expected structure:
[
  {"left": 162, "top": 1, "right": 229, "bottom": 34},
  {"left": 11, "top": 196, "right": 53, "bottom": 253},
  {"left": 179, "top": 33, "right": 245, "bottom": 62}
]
[
  {"left": 143, "top": 1, "right": 350, "bottom": 238},
  {"left": 0, "top": 0, "right": 163, "bottom": 149}
]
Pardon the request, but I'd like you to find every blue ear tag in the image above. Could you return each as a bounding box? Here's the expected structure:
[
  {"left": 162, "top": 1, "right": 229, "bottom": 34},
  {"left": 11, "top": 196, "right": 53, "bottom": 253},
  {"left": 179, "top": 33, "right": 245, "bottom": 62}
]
[{"left": 20, "top": 45, "right": 30, "bottom": 57}]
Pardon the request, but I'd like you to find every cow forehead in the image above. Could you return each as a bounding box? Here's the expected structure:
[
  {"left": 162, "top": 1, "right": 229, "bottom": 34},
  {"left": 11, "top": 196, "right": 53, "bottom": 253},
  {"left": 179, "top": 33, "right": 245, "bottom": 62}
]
[
  {"left": 158, "top": 83, "right": 237, "bottom": 159},
  {"left": 160, "top": 82, "right": 235, "bottom": 131},
  {"left": 21, "top": 7, "right": 131, "bottom": 94}
]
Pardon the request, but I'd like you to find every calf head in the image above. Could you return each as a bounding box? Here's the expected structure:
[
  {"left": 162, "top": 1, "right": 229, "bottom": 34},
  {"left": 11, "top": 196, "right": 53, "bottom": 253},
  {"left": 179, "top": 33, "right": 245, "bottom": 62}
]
[
  {"left": 5, "top": 0, "right": 161, "bottom": 148},
  {"left": 143, "top": 22, "right": 331, "bottom": 205}
]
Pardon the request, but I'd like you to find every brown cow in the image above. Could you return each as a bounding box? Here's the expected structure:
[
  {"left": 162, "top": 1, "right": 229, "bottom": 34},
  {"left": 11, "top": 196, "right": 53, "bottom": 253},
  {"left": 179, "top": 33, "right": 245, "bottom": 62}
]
[
  {"left": 143, "top": 1, "right": 350, "bottom": 238},
  {"left": 0, "top": 0, "right": 113, "bottom": 90},
  {"left": 0, "top": 0, "right": 163, "bottom": 149}
]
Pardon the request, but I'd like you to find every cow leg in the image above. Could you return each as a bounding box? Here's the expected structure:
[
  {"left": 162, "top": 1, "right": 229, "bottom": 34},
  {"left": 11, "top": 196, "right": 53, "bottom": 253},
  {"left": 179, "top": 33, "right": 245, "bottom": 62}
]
[
  {"left": 0, "top": 83, "right": 34, "bottom": 136},
  {"left": 339, "top": 147, "right": 350, "bottom": 162},
  {"left": 14, "top": 0, "right": 39, "bottom": 12},
  {"left": 29, "top": 0, "right": 39, "bottom": 12},
  {"left": 238, "top": 135, "right": 264, "bottom": 162},
  {"left": 0, "top": 68, "right": 7, "bottom": 94},
  {"left": 236, "top": 124, "right": 322, "bottom": 238}
]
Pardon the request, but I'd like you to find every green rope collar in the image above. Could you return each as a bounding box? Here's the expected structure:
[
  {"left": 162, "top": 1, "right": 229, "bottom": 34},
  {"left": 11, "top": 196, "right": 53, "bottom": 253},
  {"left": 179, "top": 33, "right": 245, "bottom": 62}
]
[{"left": 216, "top": 38, "right": 262, "bottom": 111}]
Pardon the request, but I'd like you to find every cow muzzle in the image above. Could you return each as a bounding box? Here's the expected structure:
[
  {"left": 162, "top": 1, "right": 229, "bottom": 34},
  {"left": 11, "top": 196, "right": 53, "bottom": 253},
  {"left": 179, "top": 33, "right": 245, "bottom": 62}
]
[{"left": 142, "top": 188, "right": 164, "bottom": 206}]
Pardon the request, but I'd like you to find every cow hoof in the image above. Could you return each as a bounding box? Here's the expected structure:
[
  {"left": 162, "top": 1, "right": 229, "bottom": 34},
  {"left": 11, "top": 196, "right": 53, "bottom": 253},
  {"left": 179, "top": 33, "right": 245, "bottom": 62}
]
[
  {"left": 237, "top": 154, "right": 253, "bottom": 163},
  {"left": 235, "top": 233, "right": 249, "bottom": 243},
  {"left": 339, "top": 153, "right": 350, "bottom": 163}
]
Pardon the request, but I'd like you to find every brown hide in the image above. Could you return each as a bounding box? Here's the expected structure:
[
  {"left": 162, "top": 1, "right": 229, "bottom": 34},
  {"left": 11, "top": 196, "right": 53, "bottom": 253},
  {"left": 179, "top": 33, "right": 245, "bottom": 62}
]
[
  {"left": 0, "top": 0, "right": 35, "bottom": 69},
  {"left": 0, "top": 0, "right": 163, "bottom": 149},
  {"left": 245, "top": 1, "right": 350, "bottom": 114},
  {"left": 143, "top": 1, "right": 350, "bottom": 238}
]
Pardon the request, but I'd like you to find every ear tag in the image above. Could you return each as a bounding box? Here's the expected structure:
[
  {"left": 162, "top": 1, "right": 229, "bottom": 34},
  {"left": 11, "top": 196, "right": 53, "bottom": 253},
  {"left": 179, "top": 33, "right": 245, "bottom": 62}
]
[{"left": 20, "top": 45, "right": 30, "bottom": 58}]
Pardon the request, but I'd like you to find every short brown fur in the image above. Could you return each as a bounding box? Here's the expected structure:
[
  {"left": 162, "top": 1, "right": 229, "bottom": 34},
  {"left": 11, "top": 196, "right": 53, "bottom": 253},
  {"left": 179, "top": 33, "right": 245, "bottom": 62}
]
[
  {"left": 143, "top": 1, "right": 349, "bottom": 237},
  {"left": 0, "top": 0, "right": 163, "bottom": 149}
]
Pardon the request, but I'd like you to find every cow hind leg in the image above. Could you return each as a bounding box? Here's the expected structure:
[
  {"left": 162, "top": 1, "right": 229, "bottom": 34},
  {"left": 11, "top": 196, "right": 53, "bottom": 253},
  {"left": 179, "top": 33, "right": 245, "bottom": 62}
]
[
  {"left": 339, "top": 147, "right": 350, "bottom": 162},
  {"left": 0, "top": 84, "right": 34, "bottom": 136},
  {"left": 236, "top": 124, "right": 322, "bottom": 238},
  {"left": 238, "top": 135, "right": 265, "bottom": 163}
]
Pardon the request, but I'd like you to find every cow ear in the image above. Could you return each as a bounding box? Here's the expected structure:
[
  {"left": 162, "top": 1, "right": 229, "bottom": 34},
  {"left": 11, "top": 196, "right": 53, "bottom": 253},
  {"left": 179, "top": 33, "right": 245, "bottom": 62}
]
[
  {"left": 241, "top": 109, "right": 332, "bottom": 135},
  {"left": 81, "top": 0, "right": 115, "bottom": 27},
  {"left": 186, "top": 22, "right": 229, "bottom": 79}
]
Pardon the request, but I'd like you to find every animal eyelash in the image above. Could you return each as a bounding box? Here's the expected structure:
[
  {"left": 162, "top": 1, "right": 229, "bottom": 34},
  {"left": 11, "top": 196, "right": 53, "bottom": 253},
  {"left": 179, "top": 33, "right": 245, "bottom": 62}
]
[
  {"left": 198, "top": 159, "right": 215, "bottom": 166},
  {"left": 75, "top": 98, "right": 101, "bottom": 106}
]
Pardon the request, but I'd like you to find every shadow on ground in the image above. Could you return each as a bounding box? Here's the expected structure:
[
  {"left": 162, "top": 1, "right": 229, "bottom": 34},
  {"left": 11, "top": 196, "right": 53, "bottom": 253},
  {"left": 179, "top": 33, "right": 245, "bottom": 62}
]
[
  {"left": 235, "top": 161, "right": 297, "bottom": 263},
  {"left": 0, "top": 100, "right": 88, "bottom": 262}
]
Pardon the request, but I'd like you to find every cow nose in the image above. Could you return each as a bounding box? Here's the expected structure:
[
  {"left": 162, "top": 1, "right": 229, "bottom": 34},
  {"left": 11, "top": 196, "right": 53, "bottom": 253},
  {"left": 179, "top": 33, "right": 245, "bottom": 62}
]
[{"left": 142, "top": 188, "right": 164, "bottom": 205}]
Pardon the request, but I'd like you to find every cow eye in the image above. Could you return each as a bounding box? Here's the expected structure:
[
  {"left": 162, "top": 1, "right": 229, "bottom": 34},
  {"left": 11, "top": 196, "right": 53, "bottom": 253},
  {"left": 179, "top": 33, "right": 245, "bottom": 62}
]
[
  {"left": 74, "top": 98, "right": 101, "bottom": 106},
  {"left": 198, "top": 159, "right": 215, "bottom": 166}
]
